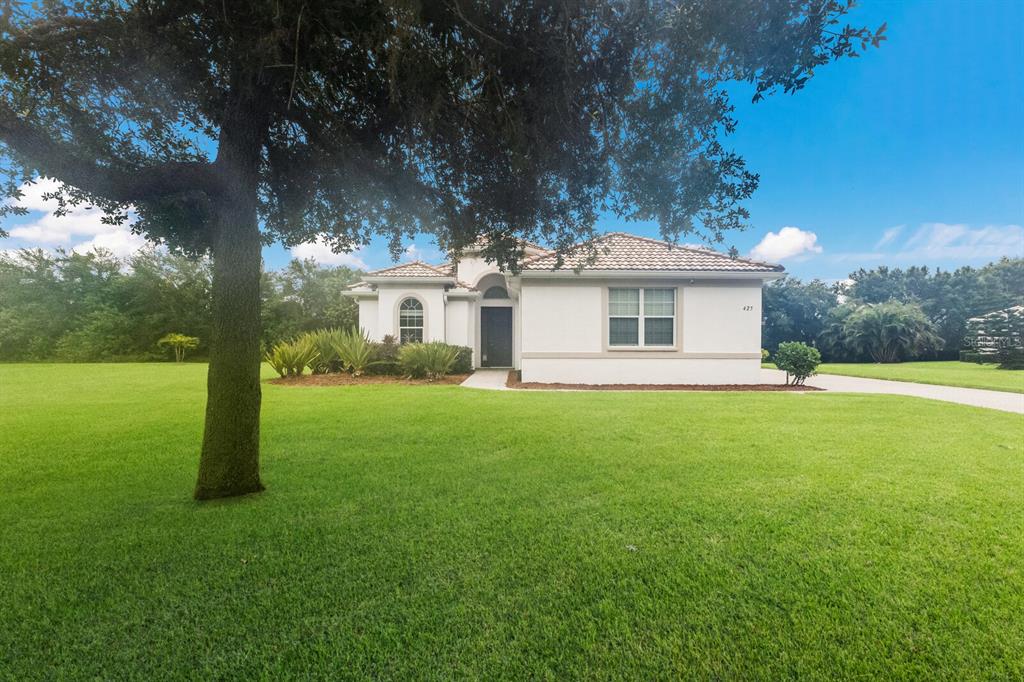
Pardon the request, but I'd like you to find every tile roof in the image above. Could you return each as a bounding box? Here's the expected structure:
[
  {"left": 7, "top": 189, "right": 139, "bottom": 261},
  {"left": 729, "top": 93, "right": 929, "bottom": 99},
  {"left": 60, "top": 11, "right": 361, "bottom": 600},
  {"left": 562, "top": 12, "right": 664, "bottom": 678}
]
[
  {"left": 520, "top": 232, "right": 783, "bottom": 273},
  {"left": 364, "top": 261, "right": 453, "bottom": 278},
  {"left": 361, "top": 260, "right": 475, "bottom": 290}
]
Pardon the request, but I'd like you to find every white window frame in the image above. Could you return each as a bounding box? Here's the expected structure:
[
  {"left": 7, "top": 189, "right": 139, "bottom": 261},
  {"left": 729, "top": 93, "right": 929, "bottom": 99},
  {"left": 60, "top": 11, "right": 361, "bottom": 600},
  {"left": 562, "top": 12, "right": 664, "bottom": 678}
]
[
  {"left": 608, "top": 287, "right": 676, "bottom": 349},
  {"left": 398, "top": 297, "right": 424, "bottom": 344}
]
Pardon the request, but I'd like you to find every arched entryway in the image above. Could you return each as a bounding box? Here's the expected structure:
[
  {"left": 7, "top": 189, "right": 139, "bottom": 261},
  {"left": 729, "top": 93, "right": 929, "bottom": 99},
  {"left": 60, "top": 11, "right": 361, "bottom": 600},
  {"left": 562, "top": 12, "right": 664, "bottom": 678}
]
[{"left": 477, "top": 273, "right": 513, "bottom": 367}]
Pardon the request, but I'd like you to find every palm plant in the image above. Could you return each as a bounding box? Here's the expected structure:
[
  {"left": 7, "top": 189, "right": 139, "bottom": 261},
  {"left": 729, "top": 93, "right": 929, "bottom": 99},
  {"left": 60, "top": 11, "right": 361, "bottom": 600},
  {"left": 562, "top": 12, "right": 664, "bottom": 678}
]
[
  {"left": 303, "top": 329, "right": 345, "bottom": 374},
  {"left": 265, "top": 337, "right": 320, "bottom": 377},
  {"left": 841, "top": 302, "right": 943, "bottom": 363},
  {"left": 332, "top": 328, "right": 376, "bottom": 376},
  {"left": 398, "top": 342, "right": 461, "bottom": 380}
]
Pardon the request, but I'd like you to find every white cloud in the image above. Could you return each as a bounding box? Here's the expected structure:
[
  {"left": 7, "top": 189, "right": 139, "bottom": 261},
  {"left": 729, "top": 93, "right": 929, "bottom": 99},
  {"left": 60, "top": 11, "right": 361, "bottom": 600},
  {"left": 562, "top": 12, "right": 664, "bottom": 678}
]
[
  {"left": 72, "top": 228, "right": 149, "bottom": 259},
  {"left": 749, "top": 226, "right": 823, "bottom": 262},
  {"left": 896, "top": 222, "right": 1023, "bottom": 260},
  {"left": 290, "top": 237, "right": 368, "bottom": 269},
  {"left": 3, "top": 178, "right": 144, "bottom": 257},
  {"left": 874, "top": 225, "right": 903, "bottom": 249}
]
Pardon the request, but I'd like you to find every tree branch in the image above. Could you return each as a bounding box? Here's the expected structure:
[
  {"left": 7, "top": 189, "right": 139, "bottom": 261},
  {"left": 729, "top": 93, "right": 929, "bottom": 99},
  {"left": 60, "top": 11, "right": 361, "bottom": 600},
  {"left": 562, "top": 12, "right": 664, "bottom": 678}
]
[{"left": 0, "top": 103, "right": 221, "bottom": 204}]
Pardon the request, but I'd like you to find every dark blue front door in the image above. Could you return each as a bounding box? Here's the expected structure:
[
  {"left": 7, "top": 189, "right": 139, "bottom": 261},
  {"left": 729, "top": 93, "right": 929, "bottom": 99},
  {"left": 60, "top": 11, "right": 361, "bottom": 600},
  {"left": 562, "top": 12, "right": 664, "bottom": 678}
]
[{"left": 481, "top": 307, "right": 513, "bottom": 367}]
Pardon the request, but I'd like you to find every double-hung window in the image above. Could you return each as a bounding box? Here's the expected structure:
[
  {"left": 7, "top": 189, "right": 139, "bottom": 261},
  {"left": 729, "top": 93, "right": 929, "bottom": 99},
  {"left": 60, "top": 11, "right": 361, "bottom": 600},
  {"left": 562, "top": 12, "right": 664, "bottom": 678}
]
[{"left": 608, "top": 288, "right": 675, "bottom": 347}]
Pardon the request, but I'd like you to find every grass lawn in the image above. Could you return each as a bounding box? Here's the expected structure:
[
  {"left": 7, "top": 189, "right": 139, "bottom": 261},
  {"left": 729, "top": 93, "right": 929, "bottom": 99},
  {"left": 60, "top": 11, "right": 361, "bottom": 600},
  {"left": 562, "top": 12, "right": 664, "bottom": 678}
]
[
  {"left": 1, "top": 364, "right": 1022, "bottom": 679},
  {"left": 811, "top": 360, "right": 1024, "bottom": 394}
]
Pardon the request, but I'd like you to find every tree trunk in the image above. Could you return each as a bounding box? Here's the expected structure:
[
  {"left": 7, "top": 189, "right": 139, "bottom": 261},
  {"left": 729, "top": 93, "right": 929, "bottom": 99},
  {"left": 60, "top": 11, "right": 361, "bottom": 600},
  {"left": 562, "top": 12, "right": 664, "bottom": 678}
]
[{"left": 194, "top": 78, "right": 269, "bottom": 500}]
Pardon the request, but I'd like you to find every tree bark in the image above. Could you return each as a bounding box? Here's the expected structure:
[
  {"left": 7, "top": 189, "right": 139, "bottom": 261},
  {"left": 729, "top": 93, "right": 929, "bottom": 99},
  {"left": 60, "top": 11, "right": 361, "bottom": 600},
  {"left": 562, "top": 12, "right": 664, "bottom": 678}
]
[{"left": 194, "top": 77, "right": 269, "bottom": 500}]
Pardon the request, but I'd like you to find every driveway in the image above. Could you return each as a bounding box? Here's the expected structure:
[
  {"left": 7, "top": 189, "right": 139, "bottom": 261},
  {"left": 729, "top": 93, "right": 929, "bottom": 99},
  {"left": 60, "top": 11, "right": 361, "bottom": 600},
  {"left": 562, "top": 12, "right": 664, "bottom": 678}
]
[{"left": 761, "top": 368, "right": 1024, "bottom": 414}]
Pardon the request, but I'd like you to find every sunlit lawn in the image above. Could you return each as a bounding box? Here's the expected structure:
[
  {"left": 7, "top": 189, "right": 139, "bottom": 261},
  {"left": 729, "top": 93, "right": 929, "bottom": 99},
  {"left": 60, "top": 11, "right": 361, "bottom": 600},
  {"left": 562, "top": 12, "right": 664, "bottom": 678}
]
[
  {"left": 813, "top": 360, "right": 1024, "bottom": 393},
  {"left": 1, "top": 363, "right": 1021, "bottom": 679}
]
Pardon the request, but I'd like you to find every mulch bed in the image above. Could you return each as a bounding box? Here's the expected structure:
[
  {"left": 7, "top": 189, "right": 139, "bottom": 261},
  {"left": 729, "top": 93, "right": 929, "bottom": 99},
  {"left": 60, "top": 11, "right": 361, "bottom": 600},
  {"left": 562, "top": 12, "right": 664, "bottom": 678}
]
[
  {"left": 269, "top": 373, "right": 472, "bottom": 387},
  {"left": 506, "top": 370, "right": 822, "bottom": 392}
]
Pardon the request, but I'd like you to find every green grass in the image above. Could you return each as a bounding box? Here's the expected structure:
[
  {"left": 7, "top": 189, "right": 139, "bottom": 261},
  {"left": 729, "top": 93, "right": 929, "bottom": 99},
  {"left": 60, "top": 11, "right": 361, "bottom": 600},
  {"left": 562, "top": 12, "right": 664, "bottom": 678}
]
[
  {"left": 812, "top": 360, "right": 1024, "bottom": 393},
  {"left": 1, "top": 363, "right": 1022, "bottom": 679}
]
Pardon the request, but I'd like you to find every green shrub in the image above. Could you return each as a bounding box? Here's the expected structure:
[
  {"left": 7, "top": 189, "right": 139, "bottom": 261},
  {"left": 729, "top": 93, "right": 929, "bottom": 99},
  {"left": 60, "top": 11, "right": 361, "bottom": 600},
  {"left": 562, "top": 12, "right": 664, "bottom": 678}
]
[
  {"left": 332, "top": 328, "right": 377, "bottom": 376},
  {"left": 265, "top": 337, "right": 319, "bottom": 377},
  {"left": 369, "top": 335, "right": 401, "bottom": 375},
  {"left": 302, "top": 328, "right": 345, "bottom": 373},
  {"left": 774, "top": 341, "right": 821, "bottom": 386},
  {"left": 398, "top": 342, "right": 461, "bottom": 380},
  {"left": 761, "top": 348, "right": 771, "bottom": 363},
  {"left": 996, "top": 347, "right": 1024, "bottom": 370},
  {"left": 452, "top": 345, "right": 474, "bottom": 373},
  {"left": 959, "top": 350, "right": 995, "bottom": 364}
]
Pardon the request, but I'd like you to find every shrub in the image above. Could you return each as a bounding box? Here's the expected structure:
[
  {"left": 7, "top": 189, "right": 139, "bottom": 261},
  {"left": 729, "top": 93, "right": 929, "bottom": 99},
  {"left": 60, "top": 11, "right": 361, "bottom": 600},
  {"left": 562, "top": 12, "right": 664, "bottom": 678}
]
[
  {"left": 157, "top": 333, "right": 200, "bottom": 362},
  {"left": 332, "top": 328, "right": 377, "bottom": 376},
  {"left": 265, "top": 337, "right": 319, "bottom": 377},
  {"left": 996, "top": 347, "right": 1024, "bottom": 370},
  {"left": 301, "top": 328, "right": 345, "bottom": 373},
  {"left": 959, "top": 350, "right": 994, "bottom": 364},
  {"left": 369, "top": 335, "right": 401, "bottom": 375},
  {"left": 761, "top": 348, "right": 771, "bottom": 363},
  {"left": 398, "top": 342, "right": 461, "bottom": 380},
  {"left": 452, "top": 345, "right": 474, "bottom": 373},
  {"left": 774, "top": 341, "right": 821, "bottom": 386}
]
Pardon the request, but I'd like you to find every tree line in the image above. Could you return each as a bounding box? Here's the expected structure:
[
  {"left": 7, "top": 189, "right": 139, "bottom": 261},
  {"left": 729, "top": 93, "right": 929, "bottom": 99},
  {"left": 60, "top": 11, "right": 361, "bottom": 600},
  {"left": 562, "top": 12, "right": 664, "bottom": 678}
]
[
  {"left": 0, "top": 248, "right": 360, "bottom": 362},
  {"left": 763, "top": 258, "right": 1024, "bottom": 362}
]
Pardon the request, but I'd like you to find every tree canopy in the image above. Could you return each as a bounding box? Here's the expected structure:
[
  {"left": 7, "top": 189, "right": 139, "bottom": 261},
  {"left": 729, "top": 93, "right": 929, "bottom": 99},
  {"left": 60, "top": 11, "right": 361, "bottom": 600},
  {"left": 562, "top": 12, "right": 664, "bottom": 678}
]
[
  {"left": 1, "top": 0, "right": 883, "bottom": 263},
  {"left": 0, "top": 0, "right": 884, "bottom": 499}
]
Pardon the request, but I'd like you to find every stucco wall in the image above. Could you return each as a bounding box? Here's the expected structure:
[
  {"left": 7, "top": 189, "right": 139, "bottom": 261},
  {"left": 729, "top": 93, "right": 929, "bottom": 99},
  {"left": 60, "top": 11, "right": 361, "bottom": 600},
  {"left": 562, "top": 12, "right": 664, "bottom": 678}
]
[
  {"left": 357, "top": 299, "right": 380, "bottom": 340},
  {"left": 518, "top": 277, "right": 764, "bottom": 384},
  {"left": 520, "top": 283, "right": 603, "bottom": 352},
  {"left": 520, "top": 357, "right": 761, "bottom": 384},
  {"left": 445, "top": 298, "right": 473, "bottom": 348},
  {"left": 682, "top": 283, "right": 762, "bottom": 353},
  {"left": 372, "top": 285, "right": 447, "bottom": 342},
  {"left": 455, "top": 255, "right": 497, "bottom": 288}
]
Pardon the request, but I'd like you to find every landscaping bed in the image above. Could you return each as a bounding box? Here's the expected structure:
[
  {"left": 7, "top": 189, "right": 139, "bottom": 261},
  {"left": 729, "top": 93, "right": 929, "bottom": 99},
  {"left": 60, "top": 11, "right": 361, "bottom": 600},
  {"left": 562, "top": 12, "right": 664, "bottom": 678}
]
[
  {"left": 506, "top": 369, "right": 822, "bottom": 391},
  {"left": 270, "top": 372, "right": 471, "bottom": 386}
]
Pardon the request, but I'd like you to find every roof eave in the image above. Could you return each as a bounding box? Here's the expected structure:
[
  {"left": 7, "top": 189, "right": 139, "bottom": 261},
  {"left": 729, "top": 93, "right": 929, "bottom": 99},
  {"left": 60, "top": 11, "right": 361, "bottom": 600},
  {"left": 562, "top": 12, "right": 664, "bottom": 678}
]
[
  {"left": 515, "top": 269, "right": 784, "bottom": 280},
  {"left": 362, "top": 276, "right": 456, "bottom": 285}
]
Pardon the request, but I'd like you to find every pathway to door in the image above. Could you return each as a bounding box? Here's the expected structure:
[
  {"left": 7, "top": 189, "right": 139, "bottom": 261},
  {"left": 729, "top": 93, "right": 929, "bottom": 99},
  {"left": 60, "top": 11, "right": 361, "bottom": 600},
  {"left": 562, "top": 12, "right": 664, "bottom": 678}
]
[{"left": 460, "top": 369, "right": 510, "bottom": 390}]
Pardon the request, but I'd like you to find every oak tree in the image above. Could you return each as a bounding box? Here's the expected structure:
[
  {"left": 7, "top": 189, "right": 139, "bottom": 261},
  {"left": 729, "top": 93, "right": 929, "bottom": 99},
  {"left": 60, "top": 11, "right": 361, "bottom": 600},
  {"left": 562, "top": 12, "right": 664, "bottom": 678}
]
[{"left": 0, "top": 1, "right": 883, "bottom": 498}]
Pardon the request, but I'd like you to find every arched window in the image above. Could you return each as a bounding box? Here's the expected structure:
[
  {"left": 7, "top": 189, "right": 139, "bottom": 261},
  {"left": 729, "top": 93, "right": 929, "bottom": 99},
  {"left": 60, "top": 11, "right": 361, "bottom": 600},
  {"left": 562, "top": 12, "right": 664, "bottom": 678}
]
[
  {"left": 483, "top": 285, "right": 509, "bottom": 300},
  {"left": 398, "top": 298, "right": 424, "bottom": 344}
]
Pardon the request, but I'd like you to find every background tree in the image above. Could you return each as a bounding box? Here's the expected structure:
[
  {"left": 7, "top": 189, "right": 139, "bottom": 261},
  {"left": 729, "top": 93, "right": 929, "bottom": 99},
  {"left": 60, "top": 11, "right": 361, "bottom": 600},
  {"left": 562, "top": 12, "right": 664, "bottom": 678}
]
[
  {"left": 840, "top": 301, "right": 942, "bottom": 363},
  {"left": 761, "top": 276, "right": 838, "bottom": 353},
  {"left": 845, "top": 259, "right": 1024, "bottom": 359},
  {"left": 158, "top": 333, "right": 200, "bottom": 362},
  {"left": 0, "top": 1, "right": 883, "bottom": 499},
  {"left": 262, "top": 260, "right": 361, "bottom": 346}
]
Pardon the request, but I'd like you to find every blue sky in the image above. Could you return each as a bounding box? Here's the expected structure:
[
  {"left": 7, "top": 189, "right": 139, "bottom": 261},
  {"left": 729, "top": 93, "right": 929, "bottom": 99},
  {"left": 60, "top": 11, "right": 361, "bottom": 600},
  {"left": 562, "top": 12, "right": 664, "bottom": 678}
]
[{"left": 2, "top": 0, "right": 1022, "bottom": 281}]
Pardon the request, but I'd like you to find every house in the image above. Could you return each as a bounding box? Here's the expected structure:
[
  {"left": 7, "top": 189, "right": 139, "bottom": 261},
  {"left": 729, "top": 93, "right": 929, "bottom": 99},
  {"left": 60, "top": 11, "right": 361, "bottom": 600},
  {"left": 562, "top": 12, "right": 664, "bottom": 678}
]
[{"left": 343, "top": 232, "right": 784, "bottom": 384}]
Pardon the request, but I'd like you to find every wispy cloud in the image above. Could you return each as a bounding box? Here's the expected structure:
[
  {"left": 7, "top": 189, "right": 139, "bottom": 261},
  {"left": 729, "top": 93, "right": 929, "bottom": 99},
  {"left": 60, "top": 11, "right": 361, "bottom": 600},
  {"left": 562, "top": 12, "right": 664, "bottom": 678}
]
[
  {"left": 749, "top": 226, "right": 823, "bottom": 262},
  {"left": 830, "top": 222, "right": 1024, "bottom": 265},
  {"left": 898, "top": 222, "right": 1023, "bottom": 260},
  {"left": 874, "top": 225, "right": 903, "bottom": 249}
]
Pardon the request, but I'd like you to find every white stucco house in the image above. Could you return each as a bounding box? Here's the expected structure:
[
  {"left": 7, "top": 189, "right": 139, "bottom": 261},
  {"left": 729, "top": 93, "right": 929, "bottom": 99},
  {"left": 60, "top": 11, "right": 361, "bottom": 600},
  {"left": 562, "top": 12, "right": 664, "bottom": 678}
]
[{"left": 343, "top": 232, "right": 784, "bottom": 384}]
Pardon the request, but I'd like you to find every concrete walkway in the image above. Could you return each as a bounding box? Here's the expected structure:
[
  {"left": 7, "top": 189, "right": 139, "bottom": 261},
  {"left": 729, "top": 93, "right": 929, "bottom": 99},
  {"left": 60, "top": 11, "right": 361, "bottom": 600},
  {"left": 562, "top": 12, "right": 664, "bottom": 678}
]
[
  {"left": 460, "top": 369, "right": 511, "bottom": 390},
  {"left": 462, "top": 367, "right": 1024, "bottom": 414},
  {"left": 762, "top": 368, "right": 1024, "bottom": 414}
]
